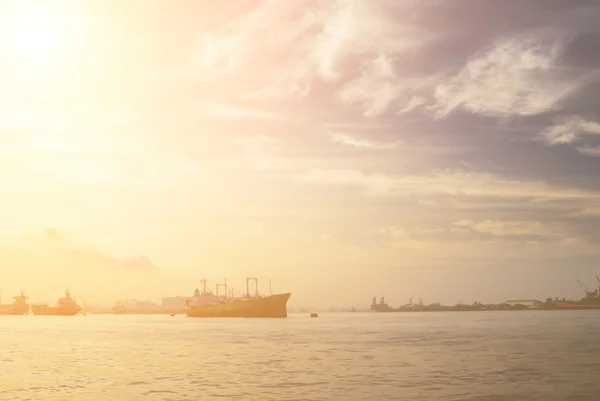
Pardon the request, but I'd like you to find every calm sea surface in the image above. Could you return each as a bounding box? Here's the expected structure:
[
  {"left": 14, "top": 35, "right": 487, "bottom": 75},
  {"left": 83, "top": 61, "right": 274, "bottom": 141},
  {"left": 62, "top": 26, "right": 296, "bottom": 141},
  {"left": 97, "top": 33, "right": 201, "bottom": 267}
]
[{"left": 1, "top": 311, "right": 599, "bottom": 400}]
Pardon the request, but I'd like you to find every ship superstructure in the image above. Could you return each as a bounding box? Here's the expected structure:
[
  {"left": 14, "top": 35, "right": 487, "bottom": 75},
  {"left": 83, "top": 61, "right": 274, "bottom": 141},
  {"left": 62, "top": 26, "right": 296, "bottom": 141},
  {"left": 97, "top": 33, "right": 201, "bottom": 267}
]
[{"left": 0, "top": 291, "right": 29, "bottom": 315}]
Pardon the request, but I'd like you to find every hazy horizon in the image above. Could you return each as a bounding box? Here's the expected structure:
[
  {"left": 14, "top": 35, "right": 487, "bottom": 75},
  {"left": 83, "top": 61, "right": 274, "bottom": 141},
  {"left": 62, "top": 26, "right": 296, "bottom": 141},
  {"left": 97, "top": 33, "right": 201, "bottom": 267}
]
[{"left": 2, "top": 1, "right": 600, "bottom": 309}]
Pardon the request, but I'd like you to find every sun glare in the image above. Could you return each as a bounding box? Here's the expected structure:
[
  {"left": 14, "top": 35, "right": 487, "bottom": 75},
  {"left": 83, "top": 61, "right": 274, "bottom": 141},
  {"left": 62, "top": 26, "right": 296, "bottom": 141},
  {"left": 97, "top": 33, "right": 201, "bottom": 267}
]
[
  {"left": 1, "top": 2, "right": 78, "bottom": 66},
  {"left": 12, "top": 14, "right": 60, "bottom": 62}
]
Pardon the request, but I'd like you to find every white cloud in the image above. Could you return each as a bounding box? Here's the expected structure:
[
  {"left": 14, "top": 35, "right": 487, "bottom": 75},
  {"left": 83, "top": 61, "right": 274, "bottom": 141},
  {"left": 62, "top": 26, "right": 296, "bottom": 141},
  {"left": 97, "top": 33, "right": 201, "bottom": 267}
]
[
  {"left": 541, "top": 116, "right": 600, "bottom": 145},
  {"left": 330, "top": 131, "right": 400, "bottom": 150},
  {"left": 453, "top": 220, "right": 557, "bottom": 237},
  {"left": 434, "top": 34, "right": 589, "bottom": 117},
  {"left": 226, "top": 0, "right": 427, "bottom": 104},
  {"left": 578, "top": 146, "right": 600, "bottom": 157},
  {"left": 379, "top": 226, "right": 444, "bottom": 240},
  {"left": 339, "top": 54, "right": 402, "bottom": 117},
  {"left": 397, "top": 96, "right": 427, "bottom": 114},
  {"left": 311, "top": 0, "right": 423, "bottom": 82}
]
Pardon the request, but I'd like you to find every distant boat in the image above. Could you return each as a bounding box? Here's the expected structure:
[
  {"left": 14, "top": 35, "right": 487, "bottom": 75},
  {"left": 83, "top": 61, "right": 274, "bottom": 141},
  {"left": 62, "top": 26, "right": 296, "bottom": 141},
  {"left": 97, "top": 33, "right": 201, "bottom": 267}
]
[
  {"left": 185, "top": 278, "right": 291, "bottom": 318},
  {"left": 32, "top": 289, "right": 81, "bottom": 316},
  {"left": 0, "top": 291, "right": 29, "bottom": 316}
]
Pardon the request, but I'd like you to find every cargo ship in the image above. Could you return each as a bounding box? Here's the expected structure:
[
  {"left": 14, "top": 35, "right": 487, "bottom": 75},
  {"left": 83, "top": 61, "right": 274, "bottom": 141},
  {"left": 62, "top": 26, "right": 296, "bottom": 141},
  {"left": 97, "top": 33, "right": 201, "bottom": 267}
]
[
  {"left": 185, "top": 278, "right": 291, "bottom": 318},
  {"left": 32, "top": 289, "right": 82, "bottom": 316},
  {"left": 0, "top": 291, "right": 29, "bottom": 315}
]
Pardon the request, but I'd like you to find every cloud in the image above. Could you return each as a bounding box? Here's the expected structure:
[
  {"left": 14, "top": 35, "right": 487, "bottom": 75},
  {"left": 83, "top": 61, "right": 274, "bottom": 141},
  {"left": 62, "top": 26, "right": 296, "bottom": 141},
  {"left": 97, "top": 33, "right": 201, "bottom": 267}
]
[
  {"left": 371, "top": 222, "right": 591, "bottom": 261},
  {"left": 329, "top": 131, "right": 400, "bottom": 150},
  {"left": 379, "top": 226, "right": 444, "bottom": 240},
  {"left": 570, "top": 207, "right": 600, "bottom": 217},
  {"left": 297, "top": 169, "right": 600, "bottom": 201},
  {"left": 433, "top": 33, "right": 591, "bottom": 117},
  {"left": 219, "top": 0, "right": 428, "bottom": 105},
  {"left": 453, "top": 220, "right": 557, "bottom": 237},
  {"left": 311, "top": 0, "right": 425, "bottom": 81},
  {"left": 198, "top": 103, "right": 282, "bottom": 120},
  {"left": 541, "top": 116, "right": 600, "bottom": 145},
  {"left": 578, "top": 146, "right": 600, "bottom": 157},
  {"left": 339, "top": 54, "right": 402, "bottom": 117}
]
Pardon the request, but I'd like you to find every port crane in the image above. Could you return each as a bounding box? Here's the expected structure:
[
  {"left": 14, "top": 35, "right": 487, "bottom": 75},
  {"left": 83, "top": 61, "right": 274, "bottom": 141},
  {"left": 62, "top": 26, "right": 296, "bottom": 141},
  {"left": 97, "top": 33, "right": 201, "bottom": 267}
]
[{"left": 577, "top": 279, "right": 594, "bottom": 297}]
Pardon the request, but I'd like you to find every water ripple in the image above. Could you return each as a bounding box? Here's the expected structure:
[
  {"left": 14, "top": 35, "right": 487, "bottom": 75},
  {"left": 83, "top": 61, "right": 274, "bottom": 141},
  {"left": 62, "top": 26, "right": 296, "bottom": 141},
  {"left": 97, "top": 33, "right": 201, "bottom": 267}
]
[{"left": 1, "top": 312, "right": 600, "bottom": 400}]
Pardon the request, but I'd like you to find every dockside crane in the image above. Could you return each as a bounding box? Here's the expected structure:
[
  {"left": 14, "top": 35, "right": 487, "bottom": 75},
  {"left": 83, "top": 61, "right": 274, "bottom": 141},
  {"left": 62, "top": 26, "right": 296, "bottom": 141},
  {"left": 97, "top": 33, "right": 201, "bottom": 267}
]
[{"left": 577, "top": 279, "right": 593, "bottom": 297}]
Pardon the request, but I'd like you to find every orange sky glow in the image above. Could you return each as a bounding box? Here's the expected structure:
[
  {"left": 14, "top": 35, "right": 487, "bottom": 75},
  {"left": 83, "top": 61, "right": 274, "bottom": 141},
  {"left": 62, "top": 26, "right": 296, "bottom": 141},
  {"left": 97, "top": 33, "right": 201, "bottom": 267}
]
[{"left": 1, "top": 1, "right": 600, "bottom": 308}]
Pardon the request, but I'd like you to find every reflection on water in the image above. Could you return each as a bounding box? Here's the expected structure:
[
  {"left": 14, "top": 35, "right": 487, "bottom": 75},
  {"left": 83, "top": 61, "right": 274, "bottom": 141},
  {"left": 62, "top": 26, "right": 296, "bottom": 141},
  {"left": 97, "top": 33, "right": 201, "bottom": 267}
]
[{"left": 1, "top": 311, "right": 599, "bottom": 400}]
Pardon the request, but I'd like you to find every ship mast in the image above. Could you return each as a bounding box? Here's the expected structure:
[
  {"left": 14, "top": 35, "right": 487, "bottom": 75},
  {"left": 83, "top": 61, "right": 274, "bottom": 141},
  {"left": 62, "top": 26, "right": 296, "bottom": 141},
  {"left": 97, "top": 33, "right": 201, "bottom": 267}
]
[
  {"left": 216, "top": 280, "right": 227, "bottom": 299},
  {"left": 201, "top": 279, "right": 207, "bottom": 295},
  {"left": 246, "top": 277, "right": 258, "bottom": 297}
]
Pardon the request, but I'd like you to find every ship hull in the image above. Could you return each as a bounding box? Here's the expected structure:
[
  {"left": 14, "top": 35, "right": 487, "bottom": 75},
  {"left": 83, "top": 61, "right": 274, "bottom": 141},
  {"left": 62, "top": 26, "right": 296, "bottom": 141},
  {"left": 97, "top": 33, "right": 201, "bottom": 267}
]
[
  {"left": 186, "top": 293, "right": 291, "bottom": 318},
  {"left": 31, "top": 306, "right": 81, "bottom": 316},
  {"left": 0, "top": 305, "right": 29, "bottom": 316}
]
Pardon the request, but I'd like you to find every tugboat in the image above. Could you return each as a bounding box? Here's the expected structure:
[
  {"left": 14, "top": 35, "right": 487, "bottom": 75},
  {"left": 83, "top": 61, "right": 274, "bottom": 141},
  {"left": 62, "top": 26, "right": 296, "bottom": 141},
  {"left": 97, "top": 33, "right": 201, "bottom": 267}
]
[
  {"left": 185, "top": 278, "right": 291, "bottom": 318},
  {"left": 0, "top": 291, "right": 29, "bottom": 315},
  {"left": 32, "top": 289, "right": 81, "bottom": 316}
]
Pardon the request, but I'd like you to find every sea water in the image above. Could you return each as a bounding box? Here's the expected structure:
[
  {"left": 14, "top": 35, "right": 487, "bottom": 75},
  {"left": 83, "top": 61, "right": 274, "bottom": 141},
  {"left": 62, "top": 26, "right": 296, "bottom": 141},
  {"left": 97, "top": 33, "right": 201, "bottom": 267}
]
[{"left": 1, "top": 311, "right": 599, "bottom": 400}]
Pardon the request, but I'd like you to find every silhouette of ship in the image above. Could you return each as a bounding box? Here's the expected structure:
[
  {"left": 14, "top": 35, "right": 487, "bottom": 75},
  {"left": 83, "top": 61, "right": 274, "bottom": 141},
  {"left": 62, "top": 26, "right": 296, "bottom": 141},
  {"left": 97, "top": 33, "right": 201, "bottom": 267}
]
[
  {"left": 0, "top": 291, "right": 29, "bottom": 315},
  {"left": 32, "top": 289, "right": 81, "bottom": 316},
  {"left": 185, "top": 278, "right": 291, "bottom": 318}
]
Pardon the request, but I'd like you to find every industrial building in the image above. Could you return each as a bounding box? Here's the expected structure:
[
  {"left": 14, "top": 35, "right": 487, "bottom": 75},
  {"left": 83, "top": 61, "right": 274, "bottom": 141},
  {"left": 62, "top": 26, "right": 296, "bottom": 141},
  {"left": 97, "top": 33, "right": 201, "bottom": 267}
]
[{"left": 504, "top": 299, "right": 542, "bottom": 309}]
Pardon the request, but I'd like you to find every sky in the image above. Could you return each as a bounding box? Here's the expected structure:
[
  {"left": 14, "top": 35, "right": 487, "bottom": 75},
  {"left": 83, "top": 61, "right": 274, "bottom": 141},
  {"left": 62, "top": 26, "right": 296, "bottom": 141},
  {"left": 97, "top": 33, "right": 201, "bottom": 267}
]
[{"left": 1, "top": 0, "right": 600, "bottom": 308}]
